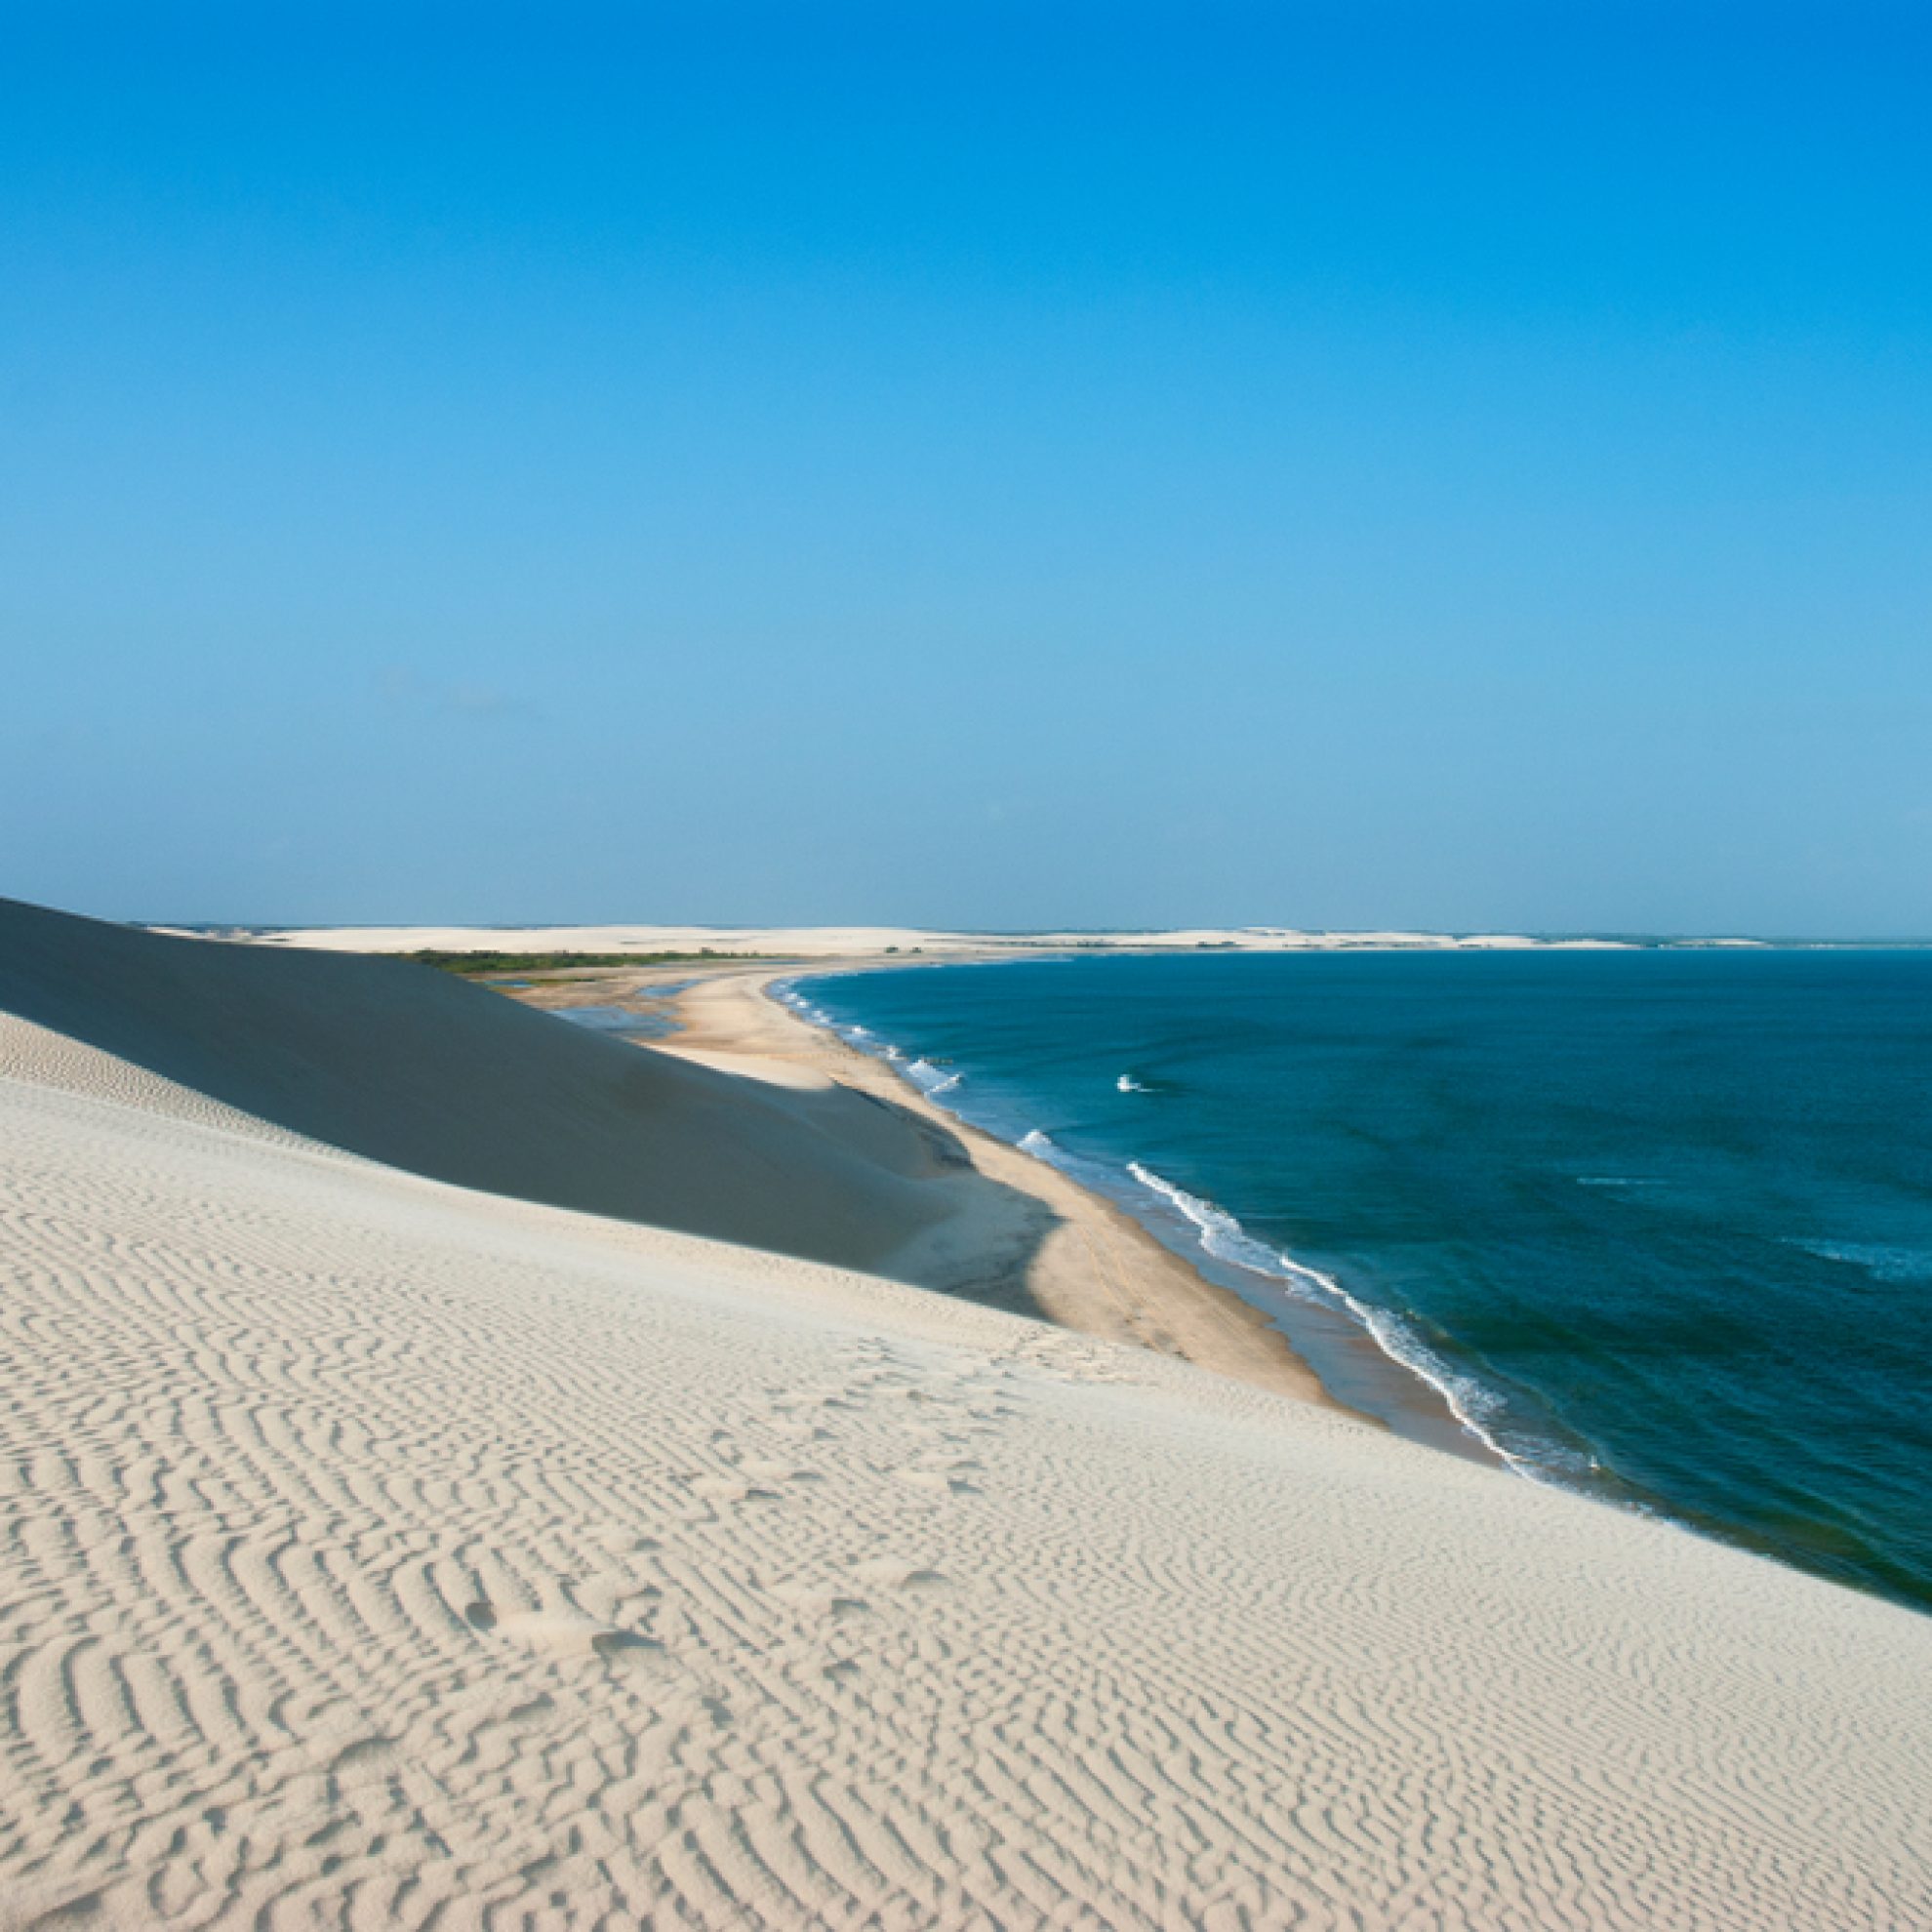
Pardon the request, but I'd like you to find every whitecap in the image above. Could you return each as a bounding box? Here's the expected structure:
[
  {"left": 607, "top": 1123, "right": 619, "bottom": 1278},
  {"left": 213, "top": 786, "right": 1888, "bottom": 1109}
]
[
  {"left": 1791, "top": 1239, "right": 1932, "bottom": 1283},
  {"left": 906, "top": 1058, "right": 964, "bottom": 1099}
]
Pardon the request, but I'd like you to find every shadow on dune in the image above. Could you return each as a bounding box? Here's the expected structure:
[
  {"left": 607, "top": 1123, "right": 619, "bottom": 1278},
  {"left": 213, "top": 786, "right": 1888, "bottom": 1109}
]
[{"left": 0, "top": 897, "right": 1057, "bottom": 1303}]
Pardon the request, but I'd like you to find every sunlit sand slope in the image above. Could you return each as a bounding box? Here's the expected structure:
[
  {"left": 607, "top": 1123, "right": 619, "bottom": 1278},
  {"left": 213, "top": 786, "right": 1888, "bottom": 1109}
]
[{"left": 0, "top": 916, "right": 1927, "bottom": 1927}]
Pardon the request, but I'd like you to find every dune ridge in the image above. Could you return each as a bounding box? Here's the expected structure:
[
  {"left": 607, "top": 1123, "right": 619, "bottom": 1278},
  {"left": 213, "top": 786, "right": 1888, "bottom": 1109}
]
[
  {"left": 1, "top": 902, "right": 1929, "bottom": 1928},
  {"left": 0, "top": 897, "right": 990, "bottom": 1274}
]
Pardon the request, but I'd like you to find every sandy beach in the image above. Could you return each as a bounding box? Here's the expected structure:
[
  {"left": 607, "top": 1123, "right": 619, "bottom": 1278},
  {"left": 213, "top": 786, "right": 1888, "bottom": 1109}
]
[
  {"left": 528, "top": 957, "right": 1354, "bottom": 1418},
  {"left": 3, "top": 899, "right": 1930, "bottom": 1928}
]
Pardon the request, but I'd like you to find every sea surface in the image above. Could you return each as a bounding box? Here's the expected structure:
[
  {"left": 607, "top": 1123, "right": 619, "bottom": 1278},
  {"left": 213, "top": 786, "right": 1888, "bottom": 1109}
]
[{"left": 784, "top": 951, "right": 1932, "bottom": 1613}]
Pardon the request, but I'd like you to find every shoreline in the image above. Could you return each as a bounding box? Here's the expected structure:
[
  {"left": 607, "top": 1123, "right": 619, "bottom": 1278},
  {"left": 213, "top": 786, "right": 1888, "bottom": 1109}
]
[
  {"left": 668, "top": 961, "right": 1349, "bottom": 1416},
  {"left": 516, "top": 952, "right": 1491, "bottom": 1461},
  {"left": 763, "top": 960, "right": 1502, "bottom": 1466}
]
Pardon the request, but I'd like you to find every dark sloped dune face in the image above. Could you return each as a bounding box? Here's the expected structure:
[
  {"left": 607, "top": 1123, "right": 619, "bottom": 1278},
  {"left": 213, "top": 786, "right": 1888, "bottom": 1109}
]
[{"left": 0, "top": 898, "right": 978, "bottom": 1271}]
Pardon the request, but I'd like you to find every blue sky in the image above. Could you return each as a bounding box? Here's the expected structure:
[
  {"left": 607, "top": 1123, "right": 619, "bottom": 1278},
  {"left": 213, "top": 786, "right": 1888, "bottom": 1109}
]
[{"left": 3, "top": 3, "right": 1928, "bottom": 933}]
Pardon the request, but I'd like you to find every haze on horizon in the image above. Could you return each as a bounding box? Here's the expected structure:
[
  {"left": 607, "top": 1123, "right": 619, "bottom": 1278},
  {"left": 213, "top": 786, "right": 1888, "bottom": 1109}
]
[{"left": 3, "top": 4, "right": 1928, "bottom": 938}]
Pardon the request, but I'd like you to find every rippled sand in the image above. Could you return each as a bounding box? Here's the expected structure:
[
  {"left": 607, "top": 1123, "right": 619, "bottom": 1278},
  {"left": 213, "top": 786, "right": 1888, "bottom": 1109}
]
[{"left": 1, "top": 900, "right": 1927, "bottom": 1928}]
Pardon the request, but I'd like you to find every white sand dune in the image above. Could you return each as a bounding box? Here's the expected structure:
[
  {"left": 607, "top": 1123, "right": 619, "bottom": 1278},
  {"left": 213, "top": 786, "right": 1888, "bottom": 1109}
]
[
  {"left": 2, "top": 903, "right": 1928, "bottom": 1928},
  {"left": 250, "top": 921, "right": 1652, "bottom": 956},
  {"left": 0, "top": 899, "right": 982, "bottom": 1275}
]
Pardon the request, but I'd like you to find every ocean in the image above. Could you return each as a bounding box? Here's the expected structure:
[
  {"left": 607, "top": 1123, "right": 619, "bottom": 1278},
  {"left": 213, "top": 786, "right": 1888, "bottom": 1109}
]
[{"left": 782, "top": 950, "right": 1932, "bottom": 1613}]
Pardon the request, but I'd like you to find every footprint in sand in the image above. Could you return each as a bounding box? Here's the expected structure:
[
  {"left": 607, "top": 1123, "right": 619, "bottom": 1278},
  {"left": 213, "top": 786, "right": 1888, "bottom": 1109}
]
[
  {"left": 689, "top": 1473, "right": 781, "bottom": 1506},
  {"left": 770, "top": 1580, "right": 871, "bottom": 1621},
  {"left": 574, "top": 1574, "right": 660, "bottom": 1624},
  {"left": 895, "top": 1467, "right": 980, "bottom": 1496},
  {"left": 768, "top": 1417, "right": 832, "bottom": 1442},
  {"left": 739, "top": 1458, "right": 819, "bottom": 1486},
  {"left": 320, "top": 1734, "right": 399, "bottom": 1786},
  {"left": 593, "top": 1526, "right": 660, "bottom": 1556},
  {"left": 852, "top": 1556, "right": 946, "bottom": 1591},
  {"left": 464, "top": 1599, "right": 659, "bottom": 1662}
]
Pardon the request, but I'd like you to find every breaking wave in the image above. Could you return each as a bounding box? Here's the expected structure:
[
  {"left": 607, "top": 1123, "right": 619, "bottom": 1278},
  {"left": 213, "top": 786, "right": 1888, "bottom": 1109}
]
[
  {"left": 906, "top": 1058, "right": 963, "bottom": 1099},
  {"left": 1791, "top": 1239, "right": 1932, "bottom": 1283},
  {"left": 1124, "top": 1162, "right": 1573, "bottom": 1481}
]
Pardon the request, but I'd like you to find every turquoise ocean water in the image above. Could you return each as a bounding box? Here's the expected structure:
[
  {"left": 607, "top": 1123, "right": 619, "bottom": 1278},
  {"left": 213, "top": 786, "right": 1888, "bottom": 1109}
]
[{"left": 785, "top": 951, "right": 1932, "bottom": 1613}]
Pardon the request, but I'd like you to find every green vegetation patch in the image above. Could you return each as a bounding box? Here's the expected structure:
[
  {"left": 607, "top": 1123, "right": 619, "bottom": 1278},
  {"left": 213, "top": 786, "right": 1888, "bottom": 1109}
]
[{"left": 401, "top": 949, "right": 775, "bottom": 977}]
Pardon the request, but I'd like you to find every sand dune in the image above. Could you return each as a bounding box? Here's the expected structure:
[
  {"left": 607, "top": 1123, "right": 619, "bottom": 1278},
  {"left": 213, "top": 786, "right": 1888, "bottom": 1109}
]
[
  {"left": 2, "top": 903, "right": 1929, "bottom": 1927},
  {"left": 0, "top": 898, "right": 994, "bottom": 1275},
  {"left": 251, "top": 921, "right": 1652, "bottom": 956}
]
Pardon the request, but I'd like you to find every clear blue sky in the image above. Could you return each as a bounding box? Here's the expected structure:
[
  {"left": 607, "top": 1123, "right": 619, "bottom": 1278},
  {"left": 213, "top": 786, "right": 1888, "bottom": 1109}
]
[{"left": 4, "top": 3, "right": 1928, "bottom": 934}]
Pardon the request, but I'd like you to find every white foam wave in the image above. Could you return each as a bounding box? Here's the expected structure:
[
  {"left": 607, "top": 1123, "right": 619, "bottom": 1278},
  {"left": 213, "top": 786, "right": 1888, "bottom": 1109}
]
[
  {"left": 1125, "top": 1161, "right": 1563, "bottom": 1482},
  {"left": 906, "top": 1058, "right": 963, "bottom": 1099},
  {"left": 774, "top": 980, "right": 866, "bottom": 1042},
  {"left": 1792, "top": 1239, "right": 1932, "bottom": 1283},
  {"left": 1019, "top": 1129, "right": 1058, "bottom": 1157},
  {"left": 774, "top": 985, "right": 838, "bottom": 1030},
  {"left": 1127, "top": 1162, "right": 1306, "bottom": 1284},
  {"left": 774, "top": 979, "right": 969, "bottom": 1110}
]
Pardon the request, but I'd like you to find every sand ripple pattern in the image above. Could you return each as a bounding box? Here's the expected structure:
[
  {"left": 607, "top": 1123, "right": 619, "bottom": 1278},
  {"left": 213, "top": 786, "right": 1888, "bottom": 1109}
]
[{"left": 2, "top": 1056, "right": 1929, "bottom": 1928}]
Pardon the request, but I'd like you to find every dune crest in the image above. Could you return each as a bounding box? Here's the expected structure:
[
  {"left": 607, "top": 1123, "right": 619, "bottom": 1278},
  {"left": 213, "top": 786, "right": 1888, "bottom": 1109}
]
[{"left": 0, "top": 897, "right": 997, "bottom": 1273}]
